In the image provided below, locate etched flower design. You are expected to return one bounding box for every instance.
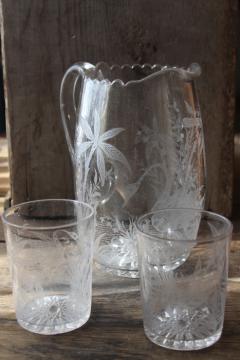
[113,217,136,241]
[20,295,79,330]
[97,217,138,269]
[152,305,219,345]
[77,112,131,187]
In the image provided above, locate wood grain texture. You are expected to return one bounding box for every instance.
[0,219,240,360]
[0,0,237,214]
[0,289,239,360]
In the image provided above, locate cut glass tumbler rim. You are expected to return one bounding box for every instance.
[2,198,94,231]
[136,208,233,244]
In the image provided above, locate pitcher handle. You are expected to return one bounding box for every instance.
[60,62,95,164]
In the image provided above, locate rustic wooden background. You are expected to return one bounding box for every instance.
[0,0,237,216]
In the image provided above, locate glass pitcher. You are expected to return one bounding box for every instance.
[60,62,206,278]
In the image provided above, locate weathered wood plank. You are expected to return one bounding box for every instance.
[0,0,237,216]
[0,286,240,360]
[229,240,240,279]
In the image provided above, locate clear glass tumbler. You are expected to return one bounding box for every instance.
[136,209,232,351]
[2,199,95,335]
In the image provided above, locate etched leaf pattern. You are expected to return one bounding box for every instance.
[97,97,204,272]
[11,229,92,330]
[73,78,205,274]
[76,111,131,199]
[101,143,131,173]
[95,216,138,271]
[122,97,205,213]
[101,127,126,142]
[138,101,204,211]
[140,239,227,346]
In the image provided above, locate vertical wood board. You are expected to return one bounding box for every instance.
[0,0,237,216]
